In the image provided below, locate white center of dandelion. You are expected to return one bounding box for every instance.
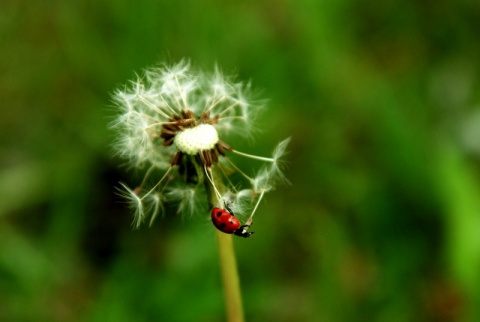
[174,124,219,155]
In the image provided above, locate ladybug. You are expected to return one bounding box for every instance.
[211,205,254,238]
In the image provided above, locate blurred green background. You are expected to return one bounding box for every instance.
[1,0,480,321]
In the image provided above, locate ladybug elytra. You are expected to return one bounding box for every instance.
[211,205,254,238]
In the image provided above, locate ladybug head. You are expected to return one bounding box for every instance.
[233,225,254,238]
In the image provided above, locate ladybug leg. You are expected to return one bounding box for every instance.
[233,225,254,238]
[224,201,235,216]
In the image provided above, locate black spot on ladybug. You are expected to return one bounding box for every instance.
[218,223,226,229]
[215,211,222,217]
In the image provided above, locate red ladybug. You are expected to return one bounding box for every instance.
[211,206,254,238]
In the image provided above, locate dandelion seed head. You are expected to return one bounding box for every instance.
[112,60,289,227]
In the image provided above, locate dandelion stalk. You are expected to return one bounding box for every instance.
[215,231,244,322]
[206,166,245,322]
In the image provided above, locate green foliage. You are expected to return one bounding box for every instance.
[1,0,480,321]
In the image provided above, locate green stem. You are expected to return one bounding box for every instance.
[215,231,245,322]
[205,165,245,322]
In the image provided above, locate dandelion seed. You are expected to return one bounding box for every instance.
[116,183,145,228]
